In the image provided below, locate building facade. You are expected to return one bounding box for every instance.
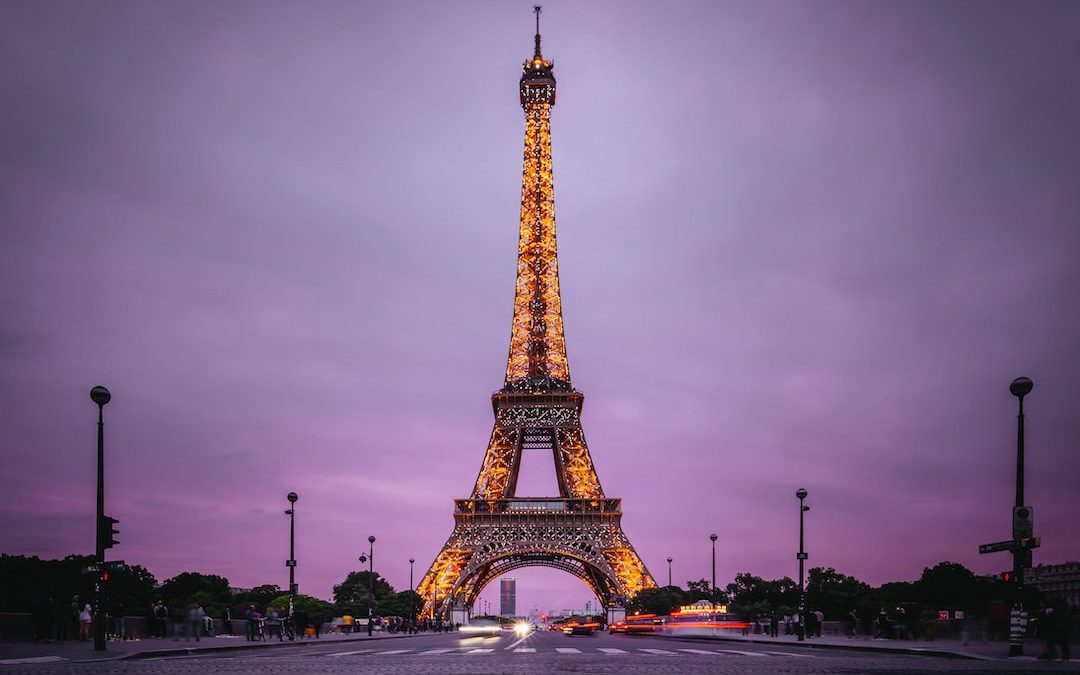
[500,577,516,617]
[1028,561,1080,613]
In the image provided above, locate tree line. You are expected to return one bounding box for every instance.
[0,554,420,622]
[627,561,1026,621]
[3,554,1025,624]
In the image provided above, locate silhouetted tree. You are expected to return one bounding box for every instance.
[805,567,871,620]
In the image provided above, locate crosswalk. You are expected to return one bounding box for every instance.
[320,645,814,659]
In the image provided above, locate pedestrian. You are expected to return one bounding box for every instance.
[78,601,93,641]
[186,603,205,641]
[846,607,858,637]
[152,600,168,638]
[245,604,260,641]
[814,609,824,637]
[223,606,234,635]
[770,611,779,637]
[1052,602,1071,661]
[876,607,891,639]
[294,607,310,639]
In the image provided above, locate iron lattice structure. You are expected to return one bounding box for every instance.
[417,8,656,620]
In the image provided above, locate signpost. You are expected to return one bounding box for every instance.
[978,539,1040,555]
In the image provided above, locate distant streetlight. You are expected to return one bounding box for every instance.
[367,535,376,636]
[90,385,112,652]
[796,488,809,642]
[710,534,718,602]
[285,492,298,636]
[666,557,673,587]
[1008,376,1034,657]
[408,557,415,633]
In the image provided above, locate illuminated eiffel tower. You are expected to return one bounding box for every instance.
[417,6,656,622]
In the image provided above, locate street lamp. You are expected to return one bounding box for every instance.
[710,534,718,603]
[796,488,809,642]
[1008,376,1034,656]
[367,535,375,636]
[409,557,415,633]
[89,386,113,652]
[666,557,673,588]
[285,492,298,632]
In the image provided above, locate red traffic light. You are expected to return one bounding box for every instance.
[1002,571,1012,582]
[103,572,109,582]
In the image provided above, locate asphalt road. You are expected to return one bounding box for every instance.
[2,629,1074,674]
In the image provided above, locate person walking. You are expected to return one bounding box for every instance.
[78,601,92,641]
[186,603,205,641]
[152,600,168,638]
[245,604,260,641]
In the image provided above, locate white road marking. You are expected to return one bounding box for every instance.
[556,647,582,653]
[679,648,721,654]
[639,648,678,655]
[597,647,630,654]
[717,649,768,656]
[418,648,457,654]
[465,648,494,654]
[373,649,413,655]
[763,650,814,657]
[513,647,536,652]
[325,649,374,657]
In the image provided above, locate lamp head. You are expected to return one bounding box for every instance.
[710,533,717,542]
[796,488,808,500]
[358,554,367,564]
[287,492,298,503]
[369,535,376,544]
[1009,376,1033,399]
[90,386,111,406]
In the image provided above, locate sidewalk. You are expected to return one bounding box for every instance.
[642,629,1068,662]
[0,631,419,665]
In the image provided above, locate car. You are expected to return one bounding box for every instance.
[562,621,597,636]
[459,618,502,636]
[608,620,627,634]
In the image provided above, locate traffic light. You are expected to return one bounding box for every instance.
[99,515,119,549]
[1002,571,1012,582]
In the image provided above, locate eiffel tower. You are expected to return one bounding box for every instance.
[417,6,656,622]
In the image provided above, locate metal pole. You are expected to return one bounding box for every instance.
[409,558,415,633]
[286,492,297,632]
[710,534,717,602]
[666,557,673,587]
[796,488,808,642]
[1008,376,1033,657]
[367,536,375,636]
[90,386,111,652]
[94,403,105,651]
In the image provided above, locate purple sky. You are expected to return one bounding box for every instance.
[3,1,1079,615]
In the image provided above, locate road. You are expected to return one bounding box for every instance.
[2,628,1071,674]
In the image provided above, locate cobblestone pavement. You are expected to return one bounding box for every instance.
[1,631,1076,674]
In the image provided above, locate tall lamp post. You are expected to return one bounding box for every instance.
[367,535,375,636]
[666,557,673,588]
[796,488,809,641]
[710,534,718,604]
[90,386,112,652]
[1009,376,1034,656]
[408,558,415,633]
[285,492,298,629]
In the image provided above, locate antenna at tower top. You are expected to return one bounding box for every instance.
[533,5,543,59]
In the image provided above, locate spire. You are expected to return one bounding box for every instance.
[533,5,543,59]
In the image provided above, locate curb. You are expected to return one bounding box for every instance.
[633,632,996,660]
[71,633,419,663]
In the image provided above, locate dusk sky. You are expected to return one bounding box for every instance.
[3,1,1079,615]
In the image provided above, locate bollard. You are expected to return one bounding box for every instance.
[1008,606,1027,656]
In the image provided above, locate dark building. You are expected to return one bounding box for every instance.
[500,577,516,617]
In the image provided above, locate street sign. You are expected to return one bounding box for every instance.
[104,560,126,570]
[796,552,808,560]
[82,564,102,574]
[979,538,1040,554]
[286,560,297,567]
